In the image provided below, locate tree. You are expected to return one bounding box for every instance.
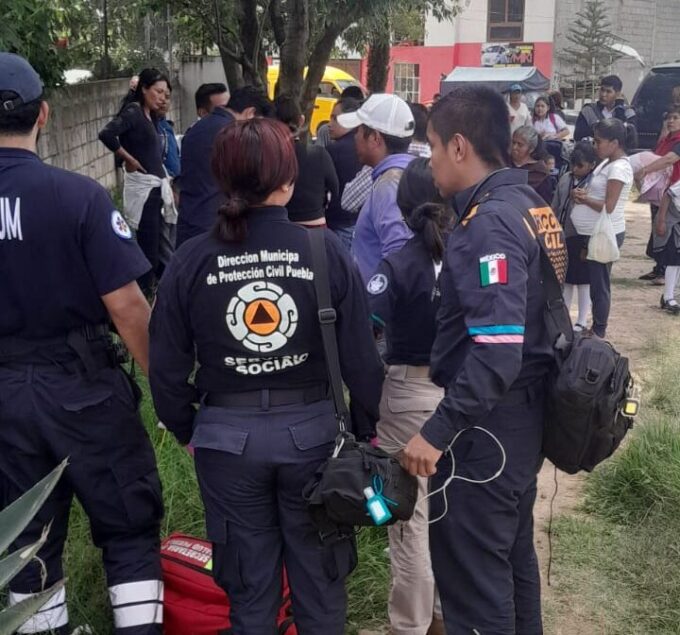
[0,0,67,87]
[559,0,624,99]
[165,0,460,123]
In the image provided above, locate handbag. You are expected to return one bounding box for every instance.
[587,210,620,263]
[302,229,418,529]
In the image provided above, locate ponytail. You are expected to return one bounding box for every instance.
[406,203,451,263]
[214,196,249,243]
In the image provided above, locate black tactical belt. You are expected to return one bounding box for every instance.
[205,384,329,409]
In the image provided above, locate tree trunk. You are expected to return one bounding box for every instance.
[237,0,267,89]
[219,44,244,90]
[367,16,391,94]
[300,23,344,130]
[278,0,310,100]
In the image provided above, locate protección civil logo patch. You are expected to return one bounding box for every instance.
[226,281,298,353]
[111,210,132,240]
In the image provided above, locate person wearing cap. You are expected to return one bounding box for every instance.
[507,84,531,134]
[337,94,416,282]
[0,53,163,634]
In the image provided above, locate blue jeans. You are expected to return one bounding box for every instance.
[331,226,354,252]
[588,231,625,337]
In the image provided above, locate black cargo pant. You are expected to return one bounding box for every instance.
[429,384,545,635]
[193,398,356,635]
[0,362,163,635]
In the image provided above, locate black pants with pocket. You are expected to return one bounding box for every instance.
[136,187,163,295]
[0,362,163,635]
[193,398,356,635]
[429,384,545,635]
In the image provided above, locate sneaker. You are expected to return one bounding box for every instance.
[573,323,587,333]
[651,275,666,286]
[639,270,658,280]
[660,296,680,315]
[71,627,93,635]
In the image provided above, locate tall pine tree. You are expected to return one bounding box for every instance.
[559,0,623,99]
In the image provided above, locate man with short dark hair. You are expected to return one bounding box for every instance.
[0,53,163,635]
[401,85,566,634]
[575,74,637,140]
[337,93,415,282]
[177,86,275,245]
[194,82,229,119]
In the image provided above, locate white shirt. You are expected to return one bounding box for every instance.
[532,114,567,137]
[508,101,531,133]
[571,158,633,236]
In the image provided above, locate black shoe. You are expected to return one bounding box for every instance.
[660,296,680,315]
[639,270,658,280]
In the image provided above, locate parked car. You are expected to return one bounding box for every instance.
[267,65,364,136]
[632,63,680,150]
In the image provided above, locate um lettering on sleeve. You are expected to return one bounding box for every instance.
[0,197,23,241]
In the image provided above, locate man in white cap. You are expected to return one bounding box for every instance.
[507,84,531,134]
[337,93,415,282]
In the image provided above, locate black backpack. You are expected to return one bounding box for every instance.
[523,209,638,474]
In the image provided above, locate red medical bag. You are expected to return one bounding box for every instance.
[161,533,297,635]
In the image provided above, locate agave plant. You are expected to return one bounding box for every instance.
[0,459,68,635]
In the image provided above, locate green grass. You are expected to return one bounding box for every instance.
[549,339,680,634]
[61,377,390,632]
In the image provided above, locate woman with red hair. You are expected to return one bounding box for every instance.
[148,118,383,634]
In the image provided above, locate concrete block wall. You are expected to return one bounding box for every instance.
[38,79,130,190]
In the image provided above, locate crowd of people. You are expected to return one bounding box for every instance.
[2,47,680,635]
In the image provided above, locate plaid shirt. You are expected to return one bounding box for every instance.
[340,165,373,213]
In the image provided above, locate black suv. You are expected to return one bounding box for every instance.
[632,63,680,150]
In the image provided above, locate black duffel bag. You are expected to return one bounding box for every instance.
[304,432,418,527]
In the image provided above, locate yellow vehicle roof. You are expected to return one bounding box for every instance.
[267,65,359,83]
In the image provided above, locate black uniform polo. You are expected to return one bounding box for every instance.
[367,234,442,366]
[0,148,150,339]
[149,206,384,443]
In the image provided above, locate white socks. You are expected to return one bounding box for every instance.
[564,283,591,326]
[577,285,592,326]
[664,266,680,301]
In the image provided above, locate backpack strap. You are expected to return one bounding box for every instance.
[307,229,350,431]
[520,209,574,355]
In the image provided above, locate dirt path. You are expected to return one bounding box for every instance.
[538,199,672,634]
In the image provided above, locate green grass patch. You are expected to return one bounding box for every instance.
[61,377,390,632]
[550,339,680,634]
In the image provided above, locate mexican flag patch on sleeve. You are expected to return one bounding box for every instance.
[479,254,508,286]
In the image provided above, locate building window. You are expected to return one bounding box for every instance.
[393,63,420,103]
[488,0,524,41]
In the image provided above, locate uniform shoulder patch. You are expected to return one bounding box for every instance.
[367,273,389,295]
[111,210,132,240]
[479,253,508,287]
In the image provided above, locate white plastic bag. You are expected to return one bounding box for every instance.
[587,211,620,263]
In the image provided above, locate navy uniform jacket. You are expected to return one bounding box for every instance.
[326,131,363,229]
[149,206,384,444]
[0,148,150,339]
[367,234,442,366]
[177,107,234,246]
[421,169,566,450]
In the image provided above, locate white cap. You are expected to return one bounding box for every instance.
[337,94,415,138]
